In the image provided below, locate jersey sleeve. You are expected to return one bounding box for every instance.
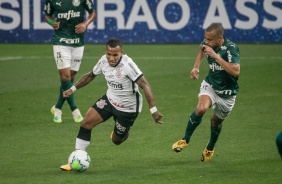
[92,56,105,76]
[83,0,95,13]
[227,44,240,64]
[125,59,143,82]
[44,0,53,16]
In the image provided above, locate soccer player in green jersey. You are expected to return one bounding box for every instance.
[276,130,282,158]
[172,23,240,162]
[44,0,96,123]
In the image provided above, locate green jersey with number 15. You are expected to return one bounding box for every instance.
[202,38,240,98]
[44,0,94,47]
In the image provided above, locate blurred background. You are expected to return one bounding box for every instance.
[0,0,281,44]
[0,1,282,183]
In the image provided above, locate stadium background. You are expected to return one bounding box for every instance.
[1,1,282,183]
[0,0,281,44]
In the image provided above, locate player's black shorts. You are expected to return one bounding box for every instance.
[92,94,139,138]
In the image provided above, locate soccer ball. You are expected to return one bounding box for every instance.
[68,150,91,172]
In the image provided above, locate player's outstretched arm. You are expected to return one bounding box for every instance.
[190,45,205,80]
[136,76,163,124]
[63,71,96,98]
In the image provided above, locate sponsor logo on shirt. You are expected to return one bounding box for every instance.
[58,10,81,20]
[214,89,232,95]
[108,81,123,90]
[209,63,224,72]
[59,38,80,44]
[109,98,124,108]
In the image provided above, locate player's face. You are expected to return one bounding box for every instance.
[204,31,223,50]
[106,45,123,67]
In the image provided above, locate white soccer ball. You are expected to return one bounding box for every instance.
[68,150,91,172]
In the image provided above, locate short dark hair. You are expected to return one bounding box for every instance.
[106,38,122,49]
[206,23,224,37]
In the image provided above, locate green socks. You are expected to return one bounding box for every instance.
[183,111,223,150]
[55,84,66,110]
[207,124,223,150]
[55,80,77,111]
[183,111,203,142]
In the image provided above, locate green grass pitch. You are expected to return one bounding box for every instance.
[0,43,281,184]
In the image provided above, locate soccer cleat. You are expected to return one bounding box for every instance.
[51,105,62,123]
[60,163,72,171]
[201,147,215,162]
[51,105,55,114]
[72,108,83,123]
[172,139,188,153]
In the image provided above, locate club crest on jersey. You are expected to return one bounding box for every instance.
[96,99,107,109]
[116,68,122,78]
[72,0,80,7]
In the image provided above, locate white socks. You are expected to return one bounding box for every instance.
[75,138,90,151]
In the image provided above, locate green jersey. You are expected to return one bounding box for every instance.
[44,0,94,47]
[202,38,240,98]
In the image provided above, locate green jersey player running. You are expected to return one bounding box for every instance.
[44,0,96,123]
[172,23,240,162]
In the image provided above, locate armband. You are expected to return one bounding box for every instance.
[70,86,77,92]
[150,106,157,114]
[47,19,54,26]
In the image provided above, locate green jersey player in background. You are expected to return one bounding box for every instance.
[276,130,282,158]
[172,23,240,162]
[44,0,96,123]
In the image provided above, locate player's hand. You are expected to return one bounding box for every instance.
[190,68,199,79]
[52,18,60,30]
[75,23,87,34]
[202,45,217,59]
[152,111,163,124]
[63,89,73,98]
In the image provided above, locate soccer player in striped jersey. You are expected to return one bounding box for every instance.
[44,0,96,123]
[172,23,240,162]
[60,38,163,171]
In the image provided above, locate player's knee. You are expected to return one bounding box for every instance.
[81,121,94,130]
[70,70,77,80]
[111,132,128,145]
[112,139,123,145]
[210,115,223,127]
[195,106,208,116]
[59,71,71,81]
